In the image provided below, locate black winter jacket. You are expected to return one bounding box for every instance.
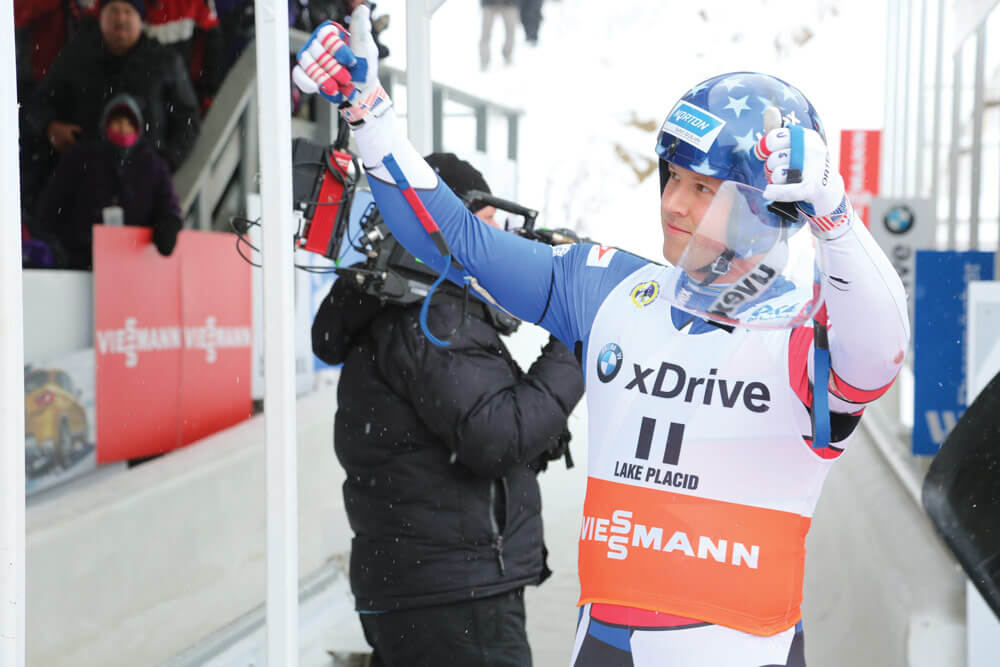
[24,22,200,170]
[313,278,585,611]
[34,138,181,269]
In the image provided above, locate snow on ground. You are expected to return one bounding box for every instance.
[375,0,886,258]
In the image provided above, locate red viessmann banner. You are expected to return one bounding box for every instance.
[93,227,252,463]
[839,129,881,228]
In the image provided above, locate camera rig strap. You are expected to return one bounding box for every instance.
[381,152,461,348]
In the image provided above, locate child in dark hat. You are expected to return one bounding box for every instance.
[34,94,181,269]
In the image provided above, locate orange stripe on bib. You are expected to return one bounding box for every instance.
[577,477,810,636]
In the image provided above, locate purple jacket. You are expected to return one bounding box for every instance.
[35,138,182,270]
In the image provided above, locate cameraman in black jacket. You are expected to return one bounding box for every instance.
[312,153,585,666]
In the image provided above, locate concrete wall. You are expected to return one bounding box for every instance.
[26,385,347,666]
[23,270,93,364]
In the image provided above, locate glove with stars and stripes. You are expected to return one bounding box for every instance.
[755,124,853,241]
[292,4,391,126]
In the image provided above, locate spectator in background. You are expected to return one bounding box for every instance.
[35,95,181,270]
[518,0,542,45]
[480,0,519,70]
[215,0,254,70]
[143,0,225,114]
[23,0,201,174]
[14,0,98,99]
[14,0,98,215]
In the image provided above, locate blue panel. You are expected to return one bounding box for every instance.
[912,250,995,455]
[587,619,632,652]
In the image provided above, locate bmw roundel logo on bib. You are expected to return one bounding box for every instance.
[597,343,624,383]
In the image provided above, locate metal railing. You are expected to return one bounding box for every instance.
[173,43,258,231]
[174,31,524,231]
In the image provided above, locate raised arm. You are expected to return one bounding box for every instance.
[761,125,909,422]
[291,7,647,351]
[355,111,557,325]
[806,215,909,414]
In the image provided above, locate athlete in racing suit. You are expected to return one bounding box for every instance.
[292,8,909,666]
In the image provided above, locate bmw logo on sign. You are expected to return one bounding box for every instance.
[884,205,915,235]
[596,343,624,383]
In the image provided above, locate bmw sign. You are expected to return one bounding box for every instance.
[883,205,915,235]
[870,197,936,330]
[597,343,623,383]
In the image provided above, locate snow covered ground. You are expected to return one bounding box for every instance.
[376,0,887,258]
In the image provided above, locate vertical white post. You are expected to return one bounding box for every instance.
[900,0,912,196]
[948,51,962,249]
[969,25,985,250]
[914,0,928,197]
[894,0,909,195]
[0,0,26,665]
[882,0,897,197]
[930,0,946,227]
[406,0,447,153]
[253,1,299,664]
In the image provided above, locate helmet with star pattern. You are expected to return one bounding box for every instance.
[655,72,825,195]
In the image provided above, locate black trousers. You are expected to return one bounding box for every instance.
[359,588,531,667]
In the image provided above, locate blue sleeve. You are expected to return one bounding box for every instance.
[367,175,648,350]
[541,242,647,361]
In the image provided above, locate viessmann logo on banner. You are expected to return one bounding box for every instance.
[94,227,252,463]
[96,317,251,367]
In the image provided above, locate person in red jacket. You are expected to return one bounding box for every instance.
[14,0,98,94]
[143,0,224,113]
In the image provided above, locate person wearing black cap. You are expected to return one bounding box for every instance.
[22,0,200,184]
[425,152,500,227]
[34,94,181,270]
[312,153,585,666]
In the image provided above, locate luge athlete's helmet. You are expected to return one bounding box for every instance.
[656,72,825,195]
[653,72,829,330]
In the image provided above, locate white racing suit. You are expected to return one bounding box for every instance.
[350,110,910,665]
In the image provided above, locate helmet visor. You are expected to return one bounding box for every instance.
[661,181,825,330]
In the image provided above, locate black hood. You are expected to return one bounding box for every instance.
[312,275,384,367]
